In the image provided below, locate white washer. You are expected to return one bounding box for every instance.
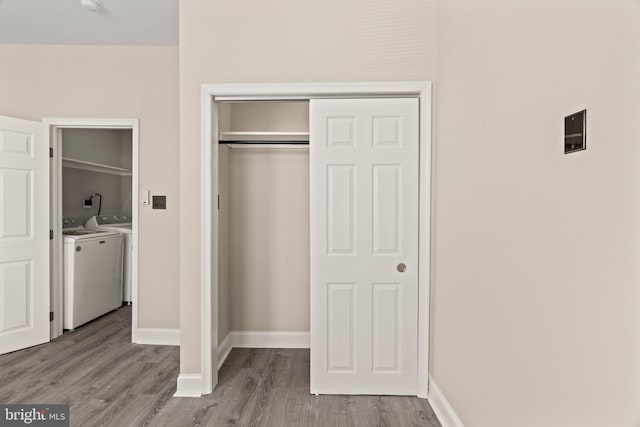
[63,218,124,330]
[85,214,133,304]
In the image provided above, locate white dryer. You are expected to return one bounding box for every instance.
[63,218,124,330]
[85,214,133,304]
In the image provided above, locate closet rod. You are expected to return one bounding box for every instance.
[220,141,309,149]
[218,141,308,145]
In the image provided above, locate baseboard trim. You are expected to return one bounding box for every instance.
[217,333,232,369]
[174,374,202,397]
[135,328,180,346]
[230,331,310,348]
[428,377,464,427]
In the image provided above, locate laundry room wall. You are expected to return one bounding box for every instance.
[0,44,180,331]
[61,128,132,224]
[178,0,436,375]
[62,168,122,224]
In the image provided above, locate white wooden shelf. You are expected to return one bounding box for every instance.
[218,131,309,142]
[62,157,132,176]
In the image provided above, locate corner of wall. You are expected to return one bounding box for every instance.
[428,376,465,427]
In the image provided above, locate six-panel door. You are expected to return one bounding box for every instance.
[0,116,49,355]
[310,98,419,395]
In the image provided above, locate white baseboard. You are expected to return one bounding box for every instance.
[230,331,310,348]
[428,376,464,427]
[217,333,232,369]
[135,328,180,346]
[174,374,203,397]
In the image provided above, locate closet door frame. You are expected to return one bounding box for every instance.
[199,82,432,398]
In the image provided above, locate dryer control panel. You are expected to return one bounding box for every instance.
[62,218,81,229]
[85,214,131,228]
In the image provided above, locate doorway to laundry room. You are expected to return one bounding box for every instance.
[47,119,139,342]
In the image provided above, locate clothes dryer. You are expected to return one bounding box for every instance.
[85,214,133,303]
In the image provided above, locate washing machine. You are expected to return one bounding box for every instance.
[63,218,124,330]
[85,214,133,304]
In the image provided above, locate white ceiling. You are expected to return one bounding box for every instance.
[0,0,178,45]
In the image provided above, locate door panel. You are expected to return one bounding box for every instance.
[0,116,49,355]
[310,98,419,395]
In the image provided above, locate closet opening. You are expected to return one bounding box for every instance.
[198,83,432,399]
[215,100,311,366]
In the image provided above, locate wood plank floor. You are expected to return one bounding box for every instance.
[0,307,441,427]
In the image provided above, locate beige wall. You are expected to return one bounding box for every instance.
[180,3,640,426]
[433,1,640,426]
[227,148,309,332]
[0,44,180,330]
[179,0,436,373]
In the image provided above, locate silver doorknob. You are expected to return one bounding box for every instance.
[397,263,406,273]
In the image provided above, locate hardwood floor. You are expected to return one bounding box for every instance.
[0,307,441,427]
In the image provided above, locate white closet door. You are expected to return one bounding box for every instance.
[0,116,49,355]
[310,98,419,395]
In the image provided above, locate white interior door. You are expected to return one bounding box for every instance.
[0,116,49,355]
[310,98,420,395]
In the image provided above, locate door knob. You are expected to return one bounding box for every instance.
[397,263,406,273]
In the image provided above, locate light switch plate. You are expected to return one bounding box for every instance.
[565,109,586,154]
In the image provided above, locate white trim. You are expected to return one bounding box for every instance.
[49,127,63,339]
[217,333,232,370]
[200,95,217,395]
[174,374,203,398]
[205,82,428,99]
[230,331,310,349]
[417,82,432,398]
[44,118,140,344]
[135,328,180,346]
[199,82,432,398]
[428,377,465,427]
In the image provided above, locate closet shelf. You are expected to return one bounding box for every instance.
[218,131,309,142]
[62,157,132,176]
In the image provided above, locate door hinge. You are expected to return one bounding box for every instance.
[218,194,220,210]
[50,312,54,322]
[49,147,54,158]
[50,230,53,240]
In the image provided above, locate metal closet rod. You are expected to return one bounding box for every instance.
[218,141,309,145]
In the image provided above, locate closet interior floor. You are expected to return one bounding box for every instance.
[0,306,441,427]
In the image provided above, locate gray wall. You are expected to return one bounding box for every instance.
[62,168,124,224]
[62,128,132,224]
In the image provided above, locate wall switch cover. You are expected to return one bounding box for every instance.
[152,195,166,209]
[142,190,150,205]
[565,109,586,154]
